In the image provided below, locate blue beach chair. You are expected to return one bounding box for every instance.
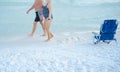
[92,19,118,44]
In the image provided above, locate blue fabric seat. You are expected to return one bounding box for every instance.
[92,19,118,44]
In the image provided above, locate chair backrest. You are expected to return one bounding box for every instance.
[100,19,118,34]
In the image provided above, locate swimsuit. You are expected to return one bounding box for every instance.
[34,11,43,23]
[42,5,53,19]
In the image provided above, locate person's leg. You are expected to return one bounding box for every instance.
[44,19,53,42]
[47,19,53,37]
[39,15,47,36]
[28,22,38,37]
[40,22,47,36]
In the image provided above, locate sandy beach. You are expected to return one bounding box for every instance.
[0,0,120,72]
[0,31,120,72]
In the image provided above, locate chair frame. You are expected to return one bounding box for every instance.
[92,19,118,44]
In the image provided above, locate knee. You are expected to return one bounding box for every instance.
[40,15,43,19]
[33,22,37,25]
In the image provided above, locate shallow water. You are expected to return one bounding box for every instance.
[0,1,120,38]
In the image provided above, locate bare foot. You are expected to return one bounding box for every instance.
[51,34,54,38]
[28,33,33,37]
[45,39,50,42]
[41,34,46,36]
[45,34,54,42]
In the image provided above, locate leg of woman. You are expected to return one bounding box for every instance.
[44,19,53,42]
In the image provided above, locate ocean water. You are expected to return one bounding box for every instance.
[0,1,120,38]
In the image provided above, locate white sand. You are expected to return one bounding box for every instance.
[0,31,120,72]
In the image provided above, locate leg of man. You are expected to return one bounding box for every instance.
[28,22,38,37]
[39,15,47,36]
[40,22,47,36]
[38,11,47,36]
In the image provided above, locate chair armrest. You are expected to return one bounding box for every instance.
[92,32,99,36]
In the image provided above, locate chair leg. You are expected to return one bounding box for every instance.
[104,39,117,44]
[94,40,100,44]
[114,39,117,42]
[103,40,111,44]
[114,39,117,44]
[106,41,110,44]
